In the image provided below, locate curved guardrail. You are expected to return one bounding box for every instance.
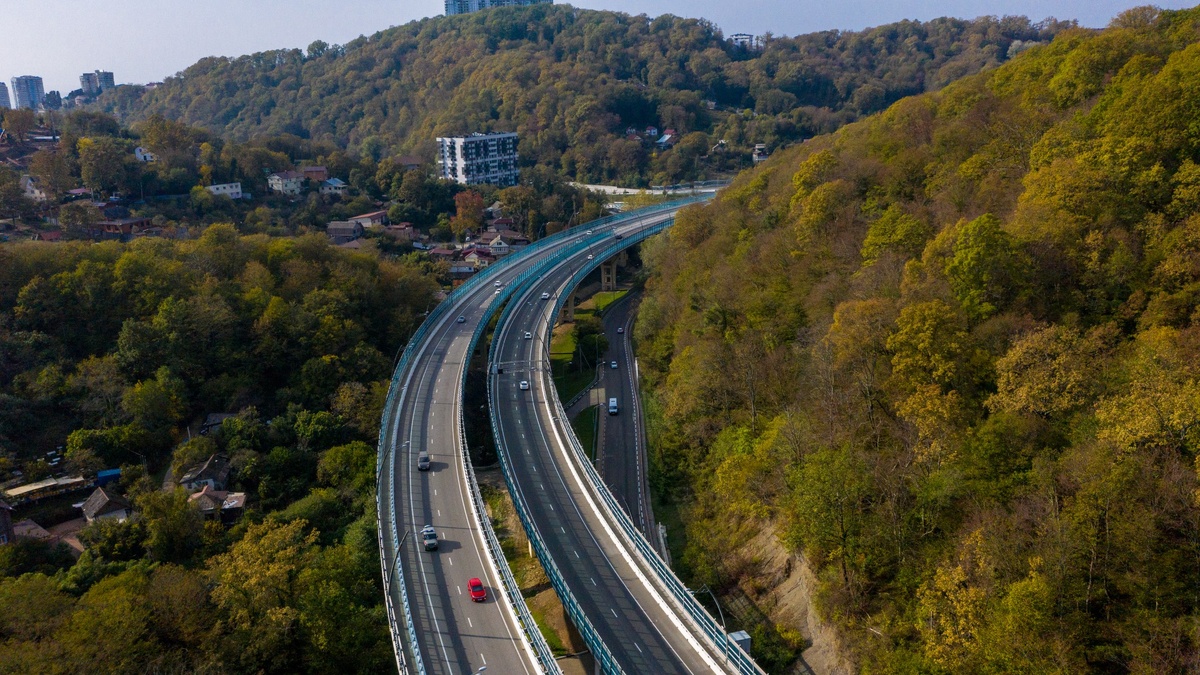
[543,225,765,675]
[376,197,708,674]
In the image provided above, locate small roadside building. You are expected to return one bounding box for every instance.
[81,487,134,524]
[179,454,231,493]
[188,485,247,523]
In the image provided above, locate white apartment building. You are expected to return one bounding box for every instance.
[445,0,550,15]
[268,171,305,195]
[437,132,519,187]
[206,183,243,199]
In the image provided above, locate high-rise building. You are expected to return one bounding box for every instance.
[0,83,10,110]
[437,132,520,187]
[80,70,115,96]
[80,72,99,95]
[10,76,45,110]
[445,0,550,16]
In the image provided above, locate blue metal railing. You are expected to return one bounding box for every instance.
[376,196,708,674]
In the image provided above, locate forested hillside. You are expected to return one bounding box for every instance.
[99,5,1069,186]
[0,231,437,672]
[637,6,1200,671]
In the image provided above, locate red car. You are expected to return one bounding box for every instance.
[467,577,487,602]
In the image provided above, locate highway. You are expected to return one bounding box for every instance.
[378,195,759,675]
[489,215,738,673]
[380,257,546,675]
[592,294,656,541]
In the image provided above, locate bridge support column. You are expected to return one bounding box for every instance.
[600,260,617,291]
[558,288,576,323]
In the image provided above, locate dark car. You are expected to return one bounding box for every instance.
[417,451,430,471]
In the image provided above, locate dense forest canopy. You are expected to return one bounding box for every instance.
[98,5,1071,186]
[0,231,437,672]
[638,5,1200,672]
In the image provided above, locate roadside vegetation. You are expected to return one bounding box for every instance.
[638,7,1200,671]
[0,228,437,672]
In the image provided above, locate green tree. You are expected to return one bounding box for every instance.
[78,136,134,194]
[138,488,204,564]
[1,108,36,142]
[787,445,872,592]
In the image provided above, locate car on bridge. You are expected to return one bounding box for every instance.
[524,331,532,339]
[540,292,550,300]
[611,360,618,369]
[418,451,430,471]
[457,316,466,323]
[468,577,487,602]
[421,525,438,551]
[617,327,624,334]
[519,380,530,390]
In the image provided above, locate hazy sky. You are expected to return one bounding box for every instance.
[2,0,1193,94]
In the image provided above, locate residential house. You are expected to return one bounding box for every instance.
[188,485,246,523]
[300,166,328,182]
[383,223,415,241]
[645,126,658,138]
[81,487,134,523]
[326,220,365,245]
[93,217,152,242]
[395,155,423,171]
[349,210,388,227]
[462,248,496,268]
[21,176,48,201]
[205,182,243,199]
[486,235,514,257]
[267,171,305,196]
[0,500,12,545]
[320,178,348,196]
[656,133,675,149]
[449,264,476,282]
[752,144,769,163]
[179,454,231,492]
[134,146,158,163]
[428,247,457,262]
[32,230,62,242]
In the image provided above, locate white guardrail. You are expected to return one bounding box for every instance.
[377,197,709,674]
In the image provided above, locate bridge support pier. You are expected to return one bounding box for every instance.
[600,260,618,291]
[558,288,577,323]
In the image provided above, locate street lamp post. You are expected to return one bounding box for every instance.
[690,584,730,661]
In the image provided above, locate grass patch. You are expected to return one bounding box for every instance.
[550,325,596,402]
[532,609,569,656]
[592,289,628,315]
[572,406,599,462]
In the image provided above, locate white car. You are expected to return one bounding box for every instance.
[540,292,551,300]
[524,331,532,339]
[586,230,593,235]
[494,280,502,287]
[617,327,624,334]
[587,254,594,260]
[456,316,466,323]
[519,380,530,390]
[611,361,618,369]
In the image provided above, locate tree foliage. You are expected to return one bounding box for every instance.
[100,7,1070,186]
[639,7,1200,671]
